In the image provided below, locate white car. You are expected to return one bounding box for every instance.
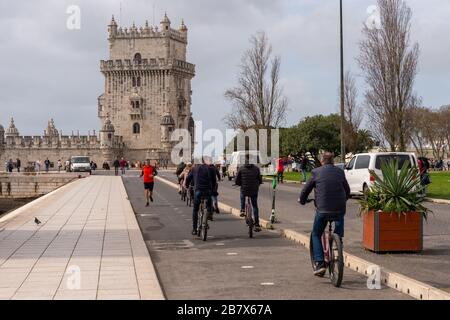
[70,156,92,174]
[227,151,263,181]
[345,152,418,196]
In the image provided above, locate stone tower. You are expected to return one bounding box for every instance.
[98,14,195,163]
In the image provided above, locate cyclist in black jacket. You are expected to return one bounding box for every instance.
[235,154,263,232]
[185,157,217,235]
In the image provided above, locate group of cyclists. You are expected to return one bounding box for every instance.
[175,155,263,236]
[141,152,349,278]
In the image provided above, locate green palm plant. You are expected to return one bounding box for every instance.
[359,159,430,220]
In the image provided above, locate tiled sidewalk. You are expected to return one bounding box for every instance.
[0,176,164,300]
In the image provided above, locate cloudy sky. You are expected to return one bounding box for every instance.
[0,0,449,136]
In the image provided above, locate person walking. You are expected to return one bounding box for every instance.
[299,152,350,276]
[276,157,285,184]
[119,158,126,175]
[44,158,50,173]
[7,159,13,173]
[57,159,62,173]
[36,160,41,173]
[16,158,21,173]
[113,158,120,176]
[300,154,309,184]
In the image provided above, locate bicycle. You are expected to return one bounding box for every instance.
[196,197,210,242]
[244,196,255,238]
[306,199,344,288]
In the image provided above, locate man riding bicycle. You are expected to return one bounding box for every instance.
[185,156,217,236]
[235,153,263,232]
[299,152,350,276]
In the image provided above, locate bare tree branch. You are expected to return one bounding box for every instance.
[224,31,288,130]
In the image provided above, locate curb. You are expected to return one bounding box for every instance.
[426,198,450,205]
[157,175,450,301]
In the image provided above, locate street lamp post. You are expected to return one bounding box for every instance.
[339,0,346,162]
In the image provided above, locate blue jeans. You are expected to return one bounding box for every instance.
[240,192,260,225]
[192,190,212,230]
[312,212,344,263]
[301,169,307,182]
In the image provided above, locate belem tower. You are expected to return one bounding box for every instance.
[0,14,195,168]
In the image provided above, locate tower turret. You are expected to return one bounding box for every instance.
[160,13,171,31]
[5,117,19,137]
[100,116,115,148]
[180,19,188,33]
[108,15,118,40]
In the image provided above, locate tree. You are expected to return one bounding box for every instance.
[342,70,363,153]
[409,106,449,160]
[358,0,420,151]
[225,31,288,130]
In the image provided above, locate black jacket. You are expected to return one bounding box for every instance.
[186,164,217,193]
[300,157,309,170]
[300,164,350,215]
[235,164,262,197]
[176,162,186,176]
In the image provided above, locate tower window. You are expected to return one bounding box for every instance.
[134,53,142,64]
[133,123,140,134]
[132,76,141,87]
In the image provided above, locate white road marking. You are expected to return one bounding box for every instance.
[241,266,254,269]
[261,282,274,286]
[216,243,225,246]
[227,253,238,256]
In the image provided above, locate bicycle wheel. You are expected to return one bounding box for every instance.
[309,233,315,271]
[329,233,344,287]
[197,207,203,237]
[201,210,208,242]
[245,198,254,238]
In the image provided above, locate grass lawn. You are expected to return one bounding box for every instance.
[264,171,450,200]
[427,172,450,200]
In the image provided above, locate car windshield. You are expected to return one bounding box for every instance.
[375,155,413,170]
[72,157,90,164]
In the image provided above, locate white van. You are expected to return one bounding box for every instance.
[227,151,262,181]
[70,156,92,174]
[345,152,418,196]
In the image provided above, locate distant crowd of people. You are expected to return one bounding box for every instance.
[3,158,99,173]
[428,158,450,171]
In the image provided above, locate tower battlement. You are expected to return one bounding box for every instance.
[108,14,188,44]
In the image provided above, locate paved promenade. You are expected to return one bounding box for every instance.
[0,176,163,300]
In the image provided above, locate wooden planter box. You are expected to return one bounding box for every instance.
[363,211,423,253]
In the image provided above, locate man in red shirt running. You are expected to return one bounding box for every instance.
[140,160,158,207]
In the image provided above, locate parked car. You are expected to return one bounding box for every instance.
[70,156,92,174]
[227,151,263,181]
[335,163,346,171]
[344,152,418,196]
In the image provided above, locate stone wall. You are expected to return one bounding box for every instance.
[0,173,81,199]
